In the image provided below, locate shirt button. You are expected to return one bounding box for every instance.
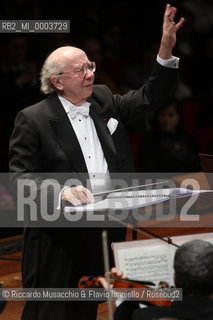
[85,137,87,140]
[89,156,91,159]
[93,175,95,178]
[79,119,81,122]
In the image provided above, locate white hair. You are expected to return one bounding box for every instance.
[40,54,61,95]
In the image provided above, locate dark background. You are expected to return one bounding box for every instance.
[0,0,213,172]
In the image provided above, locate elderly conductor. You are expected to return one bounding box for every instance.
[9,4,184,320]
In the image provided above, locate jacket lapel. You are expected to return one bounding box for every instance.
[47,96,88,176]
[88,97,117,172]
[47,94,117,175]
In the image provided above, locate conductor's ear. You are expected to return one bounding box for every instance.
[50,75,63,91]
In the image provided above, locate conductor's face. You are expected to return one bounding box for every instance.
[50,47,95,105]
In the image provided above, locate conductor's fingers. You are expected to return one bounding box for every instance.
[175,17,185,30]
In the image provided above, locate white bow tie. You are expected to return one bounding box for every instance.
[69,102,91,119]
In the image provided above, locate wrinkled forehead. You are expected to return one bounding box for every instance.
[59,49,89,69]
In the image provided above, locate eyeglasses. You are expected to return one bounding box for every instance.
[56,61,96,77]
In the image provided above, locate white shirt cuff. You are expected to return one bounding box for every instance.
[57,186,70,210]
[157,55,179,69]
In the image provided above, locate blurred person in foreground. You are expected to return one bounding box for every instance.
[9,5,184,320]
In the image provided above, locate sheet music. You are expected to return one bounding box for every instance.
[113,232,213,287]
[64,188,212,212]
[113,241,174,286]
[108,189,171,198]
[64,189,170,212]
[169,187,213,198]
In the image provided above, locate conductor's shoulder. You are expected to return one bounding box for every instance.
[17,94,59,117]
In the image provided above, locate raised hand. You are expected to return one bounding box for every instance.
[158,4,185,59]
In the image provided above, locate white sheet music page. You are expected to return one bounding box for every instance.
[169,187,213,198]
[112,232,213,287]
[113,239,174,286]
[64,189,171,212]
[63,188,212,212]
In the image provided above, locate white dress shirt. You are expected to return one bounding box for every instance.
[58,95,110,194]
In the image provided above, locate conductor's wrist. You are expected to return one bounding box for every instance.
[158,45,172,60]
[158,38,172,60]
